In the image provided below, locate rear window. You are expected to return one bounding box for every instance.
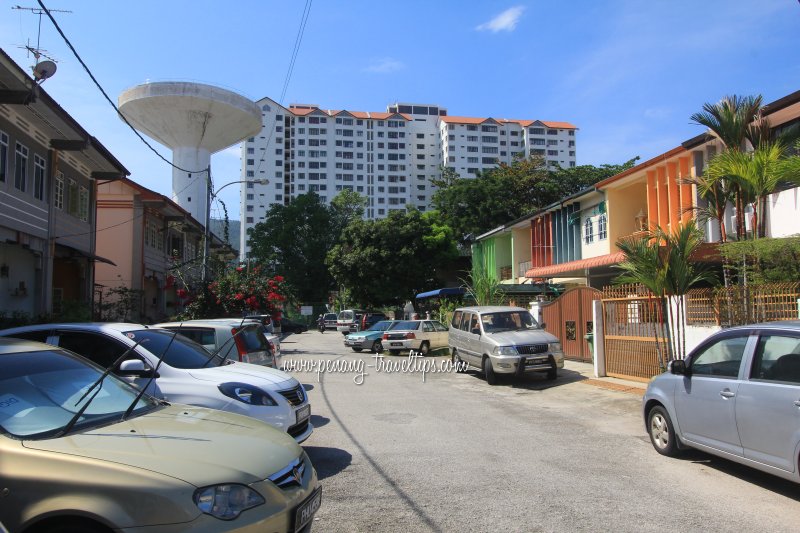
[126,329,223,369]
[235,326,270,352]
[392,321,421,331]
[338,311,354,321]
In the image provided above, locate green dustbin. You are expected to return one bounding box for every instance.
[584,332,594,359]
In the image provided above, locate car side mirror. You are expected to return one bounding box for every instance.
[670,359,688,376]
[471,327,481,336]
[118,359,158,378]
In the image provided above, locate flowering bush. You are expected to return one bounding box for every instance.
[179,265,288,320]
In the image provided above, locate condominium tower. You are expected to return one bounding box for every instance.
[239,97,577,258]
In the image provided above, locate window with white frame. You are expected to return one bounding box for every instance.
[14,142,28,192]
[584,218,594,244]
[33,154,46,201]
[0,131,7,183]
[54,172,64,209]
[68,179,79,216]
[598,214,608,240]
[78,185,89,222]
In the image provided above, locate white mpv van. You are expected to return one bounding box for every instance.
[449,306,564,385]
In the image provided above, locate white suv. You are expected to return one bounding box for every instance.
[449,306,564,385]
[0,323,312,443]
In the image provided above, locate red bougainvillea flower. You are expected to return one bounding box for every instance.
[236,267,244,272]
[234,293,245,300]
[176,288,188,299]
[273,275,284,282]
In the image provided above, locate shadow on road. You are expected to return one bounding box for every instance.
[460,366,588,391]
[677,449,800,500]
[304,446,353,481]
[310,414,330,428]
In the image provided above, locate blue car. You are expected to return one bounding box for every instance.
[344,320,397,353]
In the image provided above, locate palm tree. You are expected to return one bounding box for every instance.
[679,172,734,242]
[615,222,715,366]
[691,95,764,239]
[707,140,800,238]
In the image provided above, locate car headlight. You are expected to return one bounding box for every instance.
[218,382,277,406]
[194,484,265,520]
[493,346,518,355]
[549,342,562,353]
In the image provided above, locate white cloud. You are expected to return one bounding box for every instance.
[476,6,525,33]
[364,58,405,74]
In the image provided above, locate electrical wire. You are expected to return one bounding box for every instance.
[36,0,209,177]
[254,0,313,176]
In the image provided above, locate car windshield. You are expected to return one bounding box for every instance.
[126,329,226,369]
[391,320,420,331]
[0,349,157,439]
[367,321,395,332]
[481,312,538,333]
[325,314,337,320]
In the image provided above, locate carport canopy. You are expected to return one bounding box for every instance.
[415,287,466,299]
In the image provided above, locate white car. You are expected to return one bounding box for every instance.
[0,323,312,443]
[381,319,449,355]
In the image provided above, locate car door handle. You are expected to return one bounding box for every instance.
[719,390,736,399]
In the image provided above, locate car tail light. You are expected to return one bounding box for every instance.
[382,333,389,340]
[231,328,248,362]
[405,332,416,339]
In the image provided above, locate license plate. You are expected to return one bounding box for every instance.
[527,357,547,365]
[294,486,322,532]
[391,342,402,347]
[296,404,311,424]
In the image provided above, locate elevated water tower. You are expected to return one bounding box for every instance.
[118,82,262,226]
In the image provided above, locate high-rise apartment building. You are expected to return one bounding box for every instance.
[239,97,576,258]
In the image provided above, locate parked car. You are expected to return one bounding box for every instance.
[382,319,449,356]
[344,320,397,353]
[0,337,321,533]
[336,309,368,335]
[280,317,308,334]
[246,314,276,334]
[448,306,564,385]
[244,315,283,360]
[323,313,338,330]
[643,321,800,483]
[355,312,388,332]
[0,323,313,443]
[155,319,280,368]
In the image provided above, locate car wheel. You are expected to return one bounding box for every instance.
[546,367,557,380]
[648,405,681,457]
[452,349,465,372]
[389,349,401,356]
[483,357,497,385]
[351,347,363,352]
[419,341,430,356]
[373,341,384,354]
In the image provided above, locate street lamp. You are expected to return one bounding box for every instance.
[202,178,269,281]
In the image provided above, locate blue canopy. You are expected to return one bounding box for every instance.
[415,287,466,299]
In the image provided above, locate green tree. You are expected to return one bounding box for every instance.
[431,156,638,240]
[329,189,367,238]
[246,192,337,303]
[326,209,458,307]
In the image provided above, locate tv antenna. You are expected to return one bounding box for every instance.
[12,5,72,83]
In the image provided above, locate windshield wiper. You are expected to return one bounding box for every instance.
[202,317,249,368]
[54,339,147,438]
[121,329,182,421]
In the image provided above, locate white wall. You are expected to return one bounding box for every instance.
[767,186,800,238]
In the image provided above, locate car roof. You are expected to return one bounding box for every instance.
[720,320,800,333]
[0,322,150,336]
[155,319,261,327]
[0,336,58,355]
[455,306,528,314]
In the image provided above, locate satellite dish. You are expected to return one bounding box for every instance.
[33,60,57,82]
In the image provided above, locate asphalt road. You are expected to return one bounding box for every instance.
[282,330,800,533]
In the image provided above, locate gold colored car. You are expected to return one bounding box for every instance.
[0,338,321,533]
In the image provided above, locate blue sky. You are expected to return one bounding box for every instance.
[2,1,798,221]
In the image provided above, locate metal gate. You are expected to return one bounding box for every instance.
[601,285,666,381]
[541,286,600,362]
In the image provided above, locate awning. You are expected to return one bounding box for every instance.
[525,252,624,279]
[415,287,466,299]
[55,243,117,266]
